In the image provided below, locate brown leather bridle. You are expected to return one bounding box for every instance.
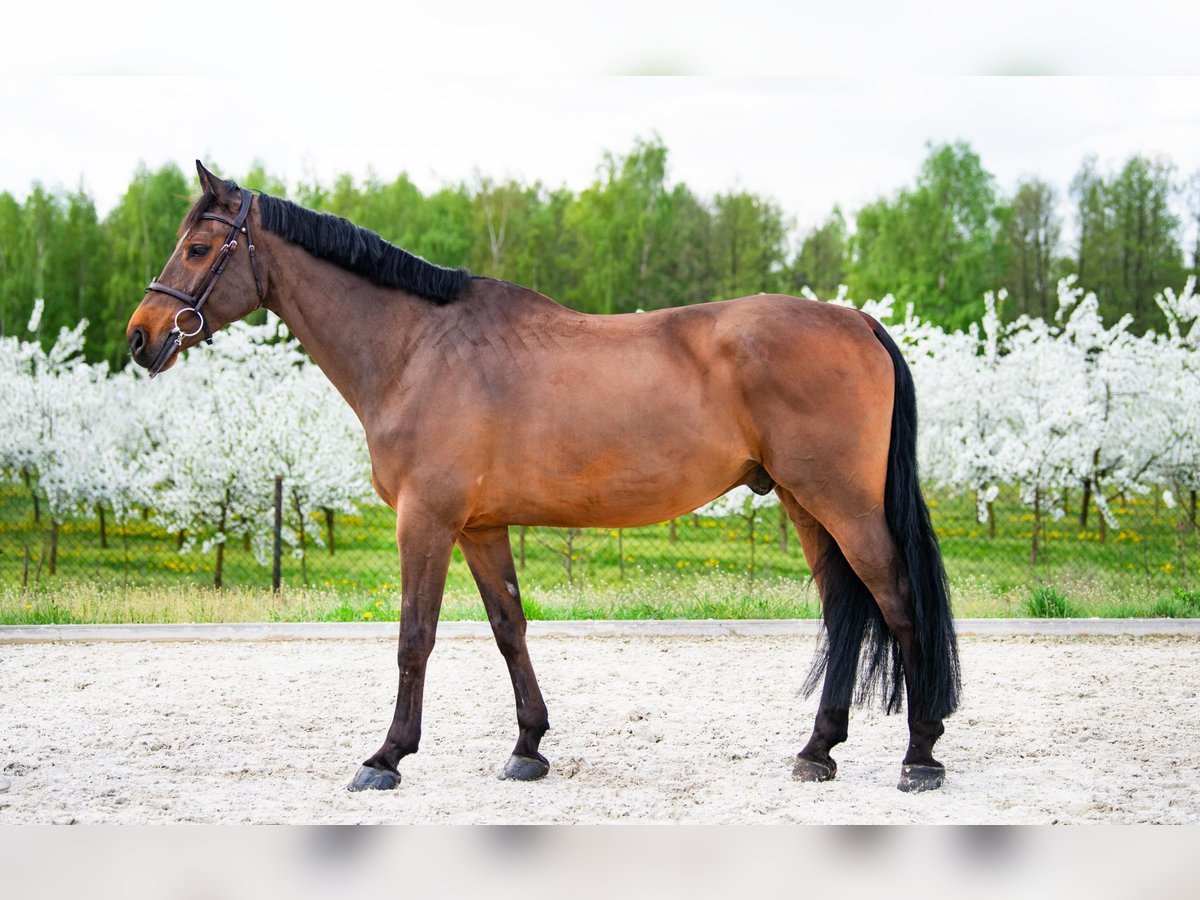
[145,187,265,377]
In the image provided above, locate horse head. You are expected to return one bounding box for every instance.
[126,161,267,375]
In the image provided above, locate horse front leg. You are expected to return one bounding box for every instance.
[349,507,456,792]
[458,526,551,780]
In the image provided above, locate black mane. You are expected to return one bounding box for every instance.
[185,183,470,303]
[256,193,471,303]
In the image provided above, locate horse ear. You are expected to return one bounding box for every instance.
[196,160,221,194]
[196,161,237,200]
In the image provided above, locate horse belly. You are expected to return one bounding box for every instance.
[481,387,751,528]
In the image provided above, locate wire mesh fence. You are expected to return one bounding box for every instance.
[2,474,1197,619]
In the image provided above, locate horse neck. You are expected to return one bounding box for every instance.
[262,238,436,421]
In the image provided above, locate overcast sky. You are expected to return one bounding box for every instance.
[6,0,1200,242]
[5,76,1199,245]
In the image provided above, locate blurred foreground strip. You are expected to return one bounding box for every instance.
[0,825,1193,900]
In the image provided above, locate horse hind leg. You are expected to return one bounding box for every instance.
[777,488,867,784]
[819,511,950,793]
[458,527,551,781]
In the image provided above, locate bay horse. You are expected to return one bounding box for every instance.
[126,163,960,794]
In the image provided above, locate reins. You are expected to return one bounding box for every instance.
[145,187,265,377]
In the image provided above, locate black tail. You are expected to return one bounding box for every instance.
[801,540,905,713]
[803,321,961,721]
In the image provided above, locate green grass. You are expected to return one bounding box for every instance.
[1,482,1197,623]
[0,572,820,625]
[1026,586,1076,618]
[0,571,1195,625]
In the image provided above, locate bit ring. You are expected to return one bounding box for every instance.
[173,306,205,338]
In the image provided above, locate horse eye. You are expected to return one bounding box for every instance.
[188,244,210,259]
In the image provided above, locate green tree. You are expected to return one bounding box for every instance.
[520,186,582,303]
[998,178,1060,320]
[790,208,847,297]
[61,187,111,349]
[471,176,541,282]
[19,185,66,339]
[850,141,1002,329]
[411,185,474,268]
[656,184,714,307]
[0,191,28,336]
[568,136,676,314]
[710,190,788,299]
[241,159,288,197]
[1186,170,1200,275]
[1071,154,1185,327]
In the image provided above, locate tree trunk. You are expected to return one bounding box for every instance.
[48,520,60,576]
[987,500,996,539]
[176,530,186,551]
[1079,478,1092,529]
[121,518,131,589]
[23,467,40,523]
[669,518,677,544]
[779,507,789,553]
[293,492,309,588]
[1030,488,1041,567]
[518,526,527,570]
[34,536,47,583]
[1191,490,1198,529]
[324,507,335,555]
[97,503,108,549]
[214,492,229,589]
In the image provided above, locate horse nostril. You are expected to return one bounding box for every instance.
[129,326,147,358]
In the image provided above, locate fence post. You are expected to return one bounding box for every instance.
[272,475,284,593]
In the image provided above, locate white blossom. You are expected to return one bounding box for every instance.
[5,277,1195,572]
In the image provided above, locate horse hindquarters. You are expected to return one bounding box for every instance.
[777,316,960,790]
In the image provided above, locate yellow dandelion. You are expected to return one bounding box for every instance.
[362,612,373,620]
[24,604,32,610]
[374,601,383,608]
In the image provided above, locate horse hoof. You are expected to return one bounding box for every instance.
[897,764,945,793]
[501,754,550,781]
[347,765,401,792]
[792,756,837,782]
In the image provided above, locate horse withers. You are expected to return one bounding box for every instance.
[126,162,960,794]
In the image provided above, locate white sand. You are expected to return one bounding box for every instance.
[1,633,1197,824]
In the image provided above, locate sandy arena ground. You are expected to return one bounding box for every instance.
[1,631,1198,824]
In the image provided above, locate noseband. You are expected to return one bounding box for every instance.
[145,187,265,377]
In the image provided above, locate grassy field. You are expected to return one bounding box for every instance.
[1,482,1197,623]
